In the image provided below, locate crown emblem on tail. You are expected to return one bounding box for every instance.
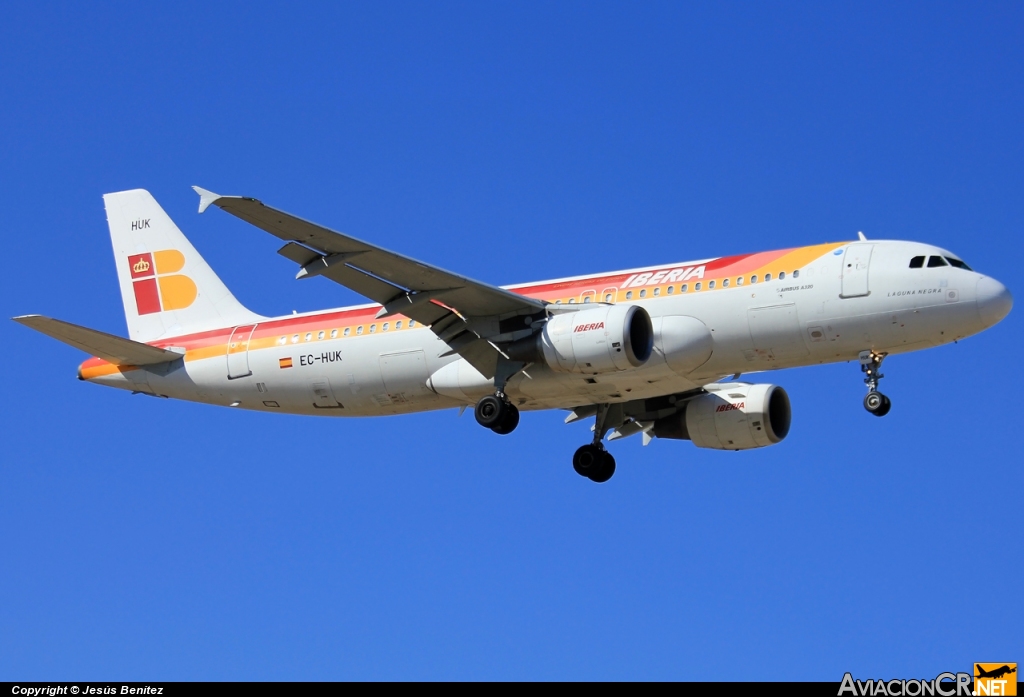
[126,250,197,314]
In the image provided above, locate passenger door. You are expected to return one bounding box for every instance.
[840,244,874,298]
[226,324,257,379]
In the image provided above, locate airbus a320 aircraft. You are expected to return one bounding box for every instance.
[15,189,1012,482]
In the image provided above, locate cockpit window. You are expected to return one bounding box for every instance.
[909,256,925,268]
[945,257,972,270]
[927,256,948,268]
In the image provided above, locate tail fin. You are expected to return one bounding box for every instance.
[104,189,262,342]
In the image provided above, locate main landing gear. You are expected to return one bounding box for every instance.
[473,359,524,435]
[474,393,520,435]
[860,350,891,417]
[571,403,618,483]
[573,444,616,483]
[475,394,617,482]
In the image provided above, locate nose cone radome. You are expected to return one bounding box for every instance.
[976,276,1013,328]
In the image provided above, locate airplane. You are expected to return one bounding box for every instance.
[976,665,1017,680]
[13,188,1013,483]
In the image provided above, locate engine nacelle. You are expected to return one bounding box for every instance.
[652,383,791,450]
[509,305,653,374]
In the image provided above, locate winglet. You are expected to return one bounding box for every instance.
[192,186,221,214]
[857,230,868,241]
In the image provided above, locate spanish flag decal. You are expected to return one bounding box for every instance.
[279,357,293,369]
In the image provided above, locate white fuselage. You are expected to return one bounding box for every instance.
[86,239,1010,416]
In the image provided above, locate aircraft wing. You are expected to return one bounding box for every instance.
[12,315,183,366]
[194,187,547,377]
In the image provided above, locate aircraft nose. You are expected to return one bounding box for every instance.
[976,276,1013,328]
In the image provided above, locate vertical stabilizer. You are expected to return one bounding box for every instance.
[104,189,262,342]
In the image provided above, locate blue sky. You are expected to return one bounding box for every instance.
[1,1,1021,680]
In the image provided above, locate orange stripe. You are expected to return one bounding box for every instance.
[78,242,847,380]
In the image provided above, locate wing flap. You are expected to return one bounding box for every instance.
[13,315,183,366]
[277,242,322,267]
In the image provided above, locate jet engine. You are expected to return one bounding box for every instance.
[508,305,653,374]
[652,383,791,450]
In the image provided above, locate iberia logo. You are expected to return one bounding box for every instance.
[127,250,197,315]
[975,664,1017,696]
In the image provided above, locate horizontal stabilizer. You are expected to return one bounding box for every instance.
[12,315,184,366]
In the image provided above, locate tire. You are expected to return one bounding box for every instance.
[572,444,603,478]
[874,394,892,417]
[863,392,885,414]
[491,403,520,435]
[589,451,616,483]
[475,395,507,428]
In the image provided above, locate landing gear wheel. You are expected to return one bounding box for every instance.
[589,451,616,483]
[863,392,891,417]
[859,351,892,417]
[572,445,616,483]
[475,395,507,429]
[491,403,520,435]
[573,444,604,478]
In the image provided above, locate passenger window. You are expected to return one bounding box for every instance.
[779,271,786,280]
[750,275,757,284]
[945,257,972,270]
[396,321,403,329]
[568,298,575,304]
[278,336,287,345]
[793,269,800,279]
[583,296,591,303]
[409,320,416,328]
[653,287,660,296]
[382,322,389,332]
[369,324,376,333]
[626,291,633,299]
[928,256,948,267]
[737,277,744,286]
[694,282,702,291]
[666,286,674,295]
[356,326,363,335]
[604,293,613,302]
[304,333,312,342]
[722,278,729,288]
[909,256,925,268]
[708,280,716,289]
[555,300,562,304]
[765,273,772,282]
[681,284,687,293]
[318,331,325,340]
[343,328,350,336]
[291,334,299,343]
[330,329,337,338]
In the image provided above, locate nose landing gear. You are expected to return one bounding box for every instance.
[860,350,891,417]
